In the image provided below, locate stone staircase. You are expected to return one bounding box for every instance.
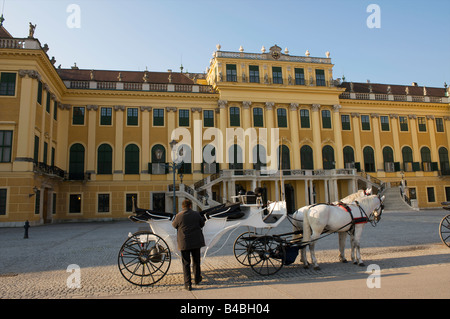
[381,186,416,212]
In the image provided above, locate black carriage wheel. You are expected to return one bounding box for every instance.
[439,214,450,248]
[233,231,259,266]
[249,236,285,276]
[118,231,171,286]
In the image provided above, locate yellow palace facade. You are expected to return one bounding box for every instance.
[1,25,449,226]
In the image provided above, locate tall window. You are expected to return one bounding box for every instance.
[72,107,85,125]
[229,144,243,172]
[33,135,39,164]
[150,144,167,175]
[177,145,192,174]
[249,65,260,83]
[179,109,190,126]
[69,143,85,180]
[361,115,370,131]
[418,117,426,132]
[0,188,6,215]
[439,147,450,175]
[383,146,395,172]
[278,145,291,173]
[226,64,237,82]
[380,116,390,131]
[253,107,263,127]
[300,145,314,170]
[97,144,112,174]
[341,114,351,130]
[43,142,48,165]
[45,91,51,113]
[125,144,140,174]
[402,146,414,172]
[277,108,287,128]
[272,67,283,84]
[203,110,214,127]
[230,107,240,126]
[322,145,335,170]
[315,69,326,86]
[421,147,432,171]
[436,118,444,132]
[322,110,331,129]
[363,146,375,172]
[69,194,82,213]
[399,116,408,131]
[127,108,138,126]
[53,101,58,121]
[343,146,355,169]
[294,68,305,85]
[98,194,110,213]
[0,130,13,163]
[0,72,16,96]
[126,194,137,212]
[153,108,164,126]
[100,107,112,125]
[37,81,43,104]
[427,187,435,202]
[300,109,310,128]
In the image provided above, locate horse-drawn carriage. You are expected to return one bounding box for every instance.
[117,190,385,286]
[440,202,450,248]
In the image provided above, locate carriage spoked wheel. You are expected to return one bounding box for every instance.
[233,231,261,266]
[249,236,285,276]
[439,215,450,248]
[118,231,171,286]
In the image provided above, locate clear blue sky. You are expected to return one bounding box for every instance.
[2,0,450,87]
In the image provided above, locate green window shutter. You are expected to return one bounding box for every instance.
[72,107,85,125]
[125,144,139,174]
[37,81,43,104]
[179,109,190,126]
[253,108,263,127]
[100,107,112,125]
[394,162,401,172]
[127,108,138,126]
[97,144,112,174]
[203,110,214,127]
[230,107,240,126]
[322,110,331,129]
[0,72,16,96]
[412,162,421,171]
[315,69,326,86]
[277,108,287,127]
[300,109,310,128]
[153,108,164,126]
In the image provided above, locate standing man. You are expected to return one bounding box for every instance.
[172,199,205,291]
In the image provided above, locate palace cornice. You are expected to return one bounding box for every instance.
[339,98,450,109]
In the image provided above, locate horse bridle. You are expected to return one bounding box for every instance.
[355,195,384,227]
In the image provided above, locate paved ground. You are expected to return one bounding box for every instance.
[0,209,449,300]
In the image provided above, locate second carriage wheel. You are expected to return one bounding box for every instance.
[439,214,450,248]
[249,236,285,276]
[233,231,260,266]
[118,231,171,286]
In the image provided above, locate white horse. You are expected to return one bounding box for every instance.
[291,189,373,268]
[299,195,384,270]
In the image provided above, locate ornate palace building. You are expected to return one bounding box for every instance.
[1,24,449,226]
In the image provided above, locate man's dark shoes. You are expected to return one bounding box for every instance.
[194,276,202,285]
[185,284,192,291]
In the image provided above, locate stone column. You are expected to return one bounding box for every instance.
[113,105,125,180]
[332,104,344,169]
[141,106,152,179]
[289,103,301,169]
[86,105,98,178]
[311,104,322,169]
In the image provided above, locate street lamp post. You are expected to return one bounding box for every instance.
[169,139,182,215]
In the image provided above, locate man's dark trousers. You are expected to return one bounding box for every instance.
[181,248,201,286]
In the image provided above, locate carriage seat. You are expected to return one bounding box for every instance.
[129,208,174,222]
[201,203,245,220]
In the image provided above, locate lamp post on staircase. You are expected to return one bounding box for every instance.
[169,139,182,215]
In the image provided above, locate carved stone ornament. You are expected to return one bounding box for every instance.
[18,69,41,80]
[86,105,98,111]
[140,106,152,112]
[289,103,299,111]
[408,114,417,119]
[265,102,274,110]
[218,100,228,108]
[191,107,202,113]
[242,101,252,109]
[311,104,321,111]
[332,104,342,112]
[389,114,399,119]
[114,105,125,111]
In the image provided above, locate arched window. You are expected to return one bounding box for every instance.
[97,144,112,174]
[363,146,375,172]
[383,146,394,172]
[402,146,413,171]
[252,144,267,171]
[439,147,450,175]
[322,145,335,170]
[125,144,139,174]
[343,146,355,169]
[229,144,243,174]
[151,144,166,175]
[278,145,291,174]
[202,144,217,174]
[421,147,432,171]
[300,145,313,170]
[176,144,192,174]
[69,143,85,180]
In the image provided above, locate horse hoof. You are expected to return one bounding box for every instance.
[303,264,309,269]
[340,259,348,263]
[358,263,365,267]
[313,266,321,271]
